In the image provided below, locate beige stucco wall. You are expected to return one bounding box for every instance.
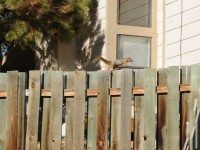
[157,0,200,68]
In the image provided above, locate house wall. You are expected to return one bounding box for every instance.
[57,0,107,71]
[157,0,200,68]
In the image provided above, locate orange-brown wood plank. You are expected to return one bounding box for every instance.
[96,71,109,150]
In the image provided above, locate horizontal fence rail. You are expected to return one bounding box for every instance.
[0,84,191,97]
[0,66,200,150]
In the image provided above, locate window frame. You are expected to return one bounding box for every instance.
[106,0,157,68]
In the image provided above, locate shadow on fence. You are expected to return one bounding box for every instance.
[0,66,200,150]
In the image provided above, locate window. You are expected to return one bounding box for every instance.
[117,35,151,67]
[106,0,157,68]
[118,0,151,27]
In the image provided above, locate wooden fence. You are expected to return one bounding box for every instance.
[0,66,200,150]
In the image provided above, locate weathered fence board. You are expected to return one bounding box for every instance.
[157,67,180,150]
[74,71,86,149]
[25,71,41,150]
[5,71,19,150]
[87,72,98,150]
[157,68,167,150]
[144,68,156,150]
[41,71,51,150]
[181,66,191,149]
[0,73,6,150]
[120,69,132,149]
[189,65,200,150]
[96,71,109,150]
[65,72,75,150]
[134,69,145,150]
[48,71,63,150]
[167,66,180,150]
[110,70,122,149]
[17,73,26,150]
[0,67,199,150]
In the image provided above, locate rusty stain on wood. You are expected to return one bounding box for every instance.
[96,71,109,150]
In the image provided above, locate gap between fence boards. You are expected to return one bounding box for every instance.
[0,84,190,98]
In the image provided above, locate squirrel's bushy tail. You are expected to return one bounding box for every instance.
[92,56,112,65]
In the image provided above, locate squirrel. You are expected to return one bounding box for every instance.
[92,56,133,69]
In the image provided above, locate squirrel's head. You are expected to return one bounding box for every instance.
[127,57,133,62]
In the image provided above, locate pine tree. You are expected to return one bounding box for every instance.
[0,0,91,70]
